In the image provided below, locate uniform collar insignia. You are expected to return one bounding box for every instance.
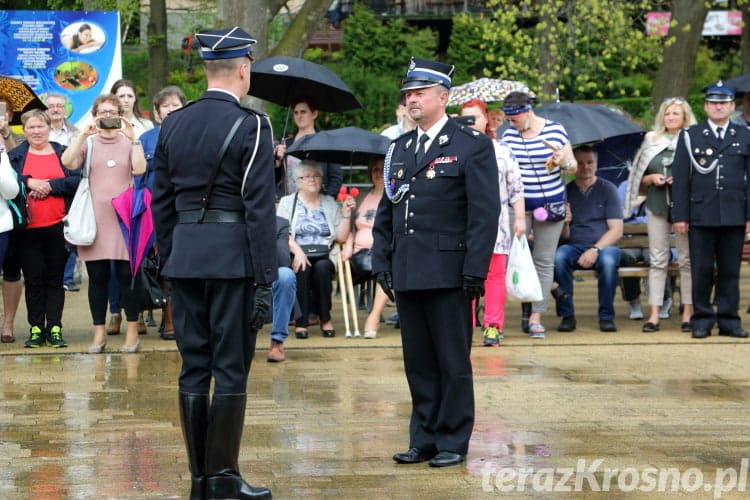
[730,127,737,136]
[405,138,413,149]
[438,134,448,145]
[702,128,710,136]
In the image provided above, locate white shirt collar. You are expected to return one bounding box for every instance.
[416,114,449,150]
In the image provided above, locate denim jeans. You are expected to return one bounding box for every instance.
[63,247,77,285]
[271,267,296,343]
[554,244,621,321]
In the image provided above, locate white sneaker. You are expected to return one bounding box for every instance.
[364,330,377,339]
[659,297,673,320]
[628,300,644,320]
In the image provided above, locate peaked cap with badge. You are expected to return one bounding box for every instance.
[195,26,257,60]
[702,79,735,102]
[400,57,455,91]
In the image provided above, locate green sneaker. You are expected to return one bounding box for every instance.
[46,326,67,348]
[482,325,503,346]
[24,326,45,348]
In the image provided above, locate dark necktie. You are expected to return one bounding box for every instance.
[415,134,429,165]
[716,127,723,140]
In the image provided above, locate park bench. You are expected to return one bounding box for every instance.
[572,223,679,280]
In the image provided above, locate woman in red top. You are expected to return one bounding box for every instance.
[8,109,80,348]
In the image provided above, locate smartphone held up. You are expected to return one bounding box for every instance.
[98,117,121,129]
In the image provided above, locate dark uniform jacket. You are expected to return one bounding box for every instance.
[372,117,500,291]
[152,90,277,284]
[672,120,750,227]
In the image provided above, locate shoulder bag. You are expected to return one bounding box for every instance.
[63,136,96,245]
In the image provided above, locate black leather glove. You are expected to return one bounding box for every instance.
[463,275,485,301]
[250,283,272,331]
[375,271,395,302]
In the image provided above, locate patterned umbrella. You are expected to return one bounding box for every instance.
[448,78,536,106]
[0,76,47,125]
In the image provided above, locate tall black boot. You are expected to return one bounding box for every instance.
[205,394,271,500]
[179,392,210,500]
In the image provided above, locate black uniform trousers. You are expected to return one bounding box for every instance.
[396,287,474,455]
[170,277,257,395]
[688,225,744,331]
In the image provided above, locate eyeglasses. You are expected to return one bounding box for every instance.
[46,103,66,109]
[96,109,119,117]
[297,174,322,181]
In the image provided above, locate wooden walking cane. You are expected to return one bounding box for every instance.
[336,245,352,337]
[343,257,360,337]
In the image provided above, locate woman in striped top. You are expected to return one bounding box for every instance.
[501,92,577,338]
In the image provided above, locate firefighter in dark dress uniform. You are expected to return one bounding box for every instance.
[371,58,500,467]
[672,80,750,340]
[152,27,276,499]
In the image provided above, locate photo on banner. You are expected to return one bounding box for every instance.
[0,10,122,129]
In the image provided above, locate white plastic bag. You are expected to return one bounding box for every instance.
[505,235,543,302]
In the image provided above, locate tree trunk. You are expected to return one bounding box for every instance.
[742,4,750,75]
[147,0,168,107]
[536,0,560,103]
[270,0,331,56]
[650,0,709,110]
[219,0,285,60]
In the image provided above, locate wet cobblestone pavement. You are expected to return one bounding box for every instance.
[1,278,749,498]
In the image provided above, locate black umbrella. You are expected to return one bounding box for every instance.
[534,102,644,146]
[726,74,750,95]
[0,75,47,125]
[286,127,391,165]
[249,56,362,113]
[594,131,646,185]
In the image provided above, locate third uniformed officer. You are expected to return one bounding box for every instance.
[371,58,500,467]
[672,80,750,340]
[152,27,276,499]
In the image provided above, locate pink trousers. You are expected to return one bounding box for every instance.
[483,253,508,329]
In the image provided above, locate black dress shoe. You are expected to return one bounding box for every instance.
[393,447,436,464]
[680,322,692,332]
[599,319,617,332]
[428,451,465,467]
[295,329,308,339]
[692,328,711,339]
[557,316,576,332]
[718,328,749,338]
[641,322,659,333]
[322,329,336,338]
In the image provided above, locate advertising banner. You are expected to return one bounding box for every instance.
[0,10,121,128]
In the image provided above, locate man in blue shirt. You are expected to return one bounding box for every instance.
[554,145,623,332]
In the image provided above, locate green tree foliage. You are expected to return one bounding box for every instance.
[449,0,663,102]
[265,5,438,136]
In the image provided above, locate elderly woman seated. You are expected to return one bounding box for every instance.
[277,160,354,338]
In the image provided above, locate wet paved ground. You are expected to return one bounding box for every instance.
[1,277,750,498]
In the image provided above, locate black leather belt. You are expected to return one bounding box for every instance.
[177,209,244,224]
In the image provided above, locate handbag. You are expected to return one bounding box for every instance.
[300,244,330,257]
[139,251,166,311]
[7,185,27,231]
[349,248,372,284]
[63,136,96,246]
[506,235,543,302]
[541,200,567,222]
